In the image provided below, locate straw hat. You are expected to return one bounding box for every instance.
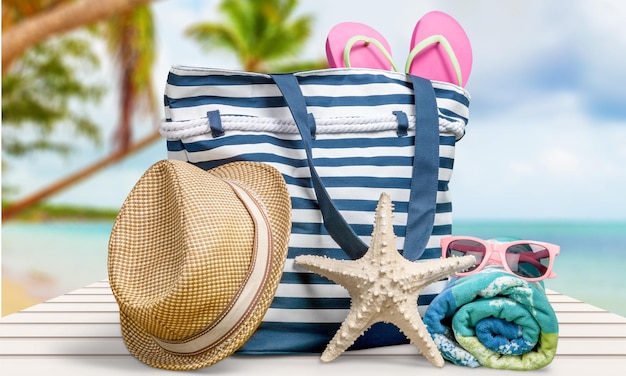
[108,160,291,370]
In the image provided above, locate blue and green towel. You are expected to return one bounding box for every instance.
[423,266,558,370]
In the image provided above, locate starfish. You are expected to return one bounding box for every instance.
[295,193,476,367]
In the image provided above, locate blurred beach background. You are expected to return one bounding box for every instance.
[2,0,626,317]
[4,220,626,316]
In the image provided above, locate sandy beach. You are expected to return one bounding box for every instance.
[2,277,42,317]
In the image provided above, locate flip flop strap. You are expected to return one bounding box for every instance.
[405,34,463,86]
[343,35,399,71]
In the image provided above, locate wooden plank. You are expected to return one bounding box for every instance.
[48,294,117,303]
[558,323,626,337]
[555,311,626,324]
[0,337,127,355]
[556,337,626,355]
[550,302,607,312]
[23,302,119,312]
[65,288,114,296]
[0,323,121,338]
[547,294,583,303]
[0,312,120,324]
[82,281,110,288]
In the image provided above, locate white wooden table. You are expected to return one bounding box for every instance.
[1,280,625,375]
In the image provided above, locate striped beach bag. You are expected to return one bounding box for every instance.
[160,66,470,353]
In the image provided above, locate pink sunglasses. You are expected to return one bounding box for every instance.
[440,236,560,282]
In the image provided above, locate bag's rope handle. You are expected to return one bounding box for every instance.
[270,73,439,261]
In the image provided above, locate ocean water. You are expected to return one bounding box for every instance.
[2,220,625,316]
[2,222,113,302]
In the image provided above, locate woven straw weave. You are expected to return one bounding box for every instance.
[108,160,291,370]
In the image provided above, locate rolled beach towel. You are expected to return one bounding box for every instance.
[423,266,558,370]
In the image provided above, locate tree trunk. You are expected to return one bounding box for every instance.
[2,0,154,73]
[2,129,162,221]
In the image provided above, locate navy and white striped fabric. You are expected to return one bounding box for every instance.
[160,66,470,353]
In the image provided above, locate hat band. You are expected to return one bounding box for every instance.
[153,180,273,355]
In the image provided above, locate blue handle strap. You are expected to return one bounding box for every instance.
[270,73,439,261]
[271,74,369,259]
[403,74,440,260]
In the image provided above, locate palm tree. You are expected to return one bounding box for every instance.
[185,0,327,72]
[2,1,106,199]
[104,4,157,151]
[2,0,154,73]
[2,0,158,220]
[3,0,157,153]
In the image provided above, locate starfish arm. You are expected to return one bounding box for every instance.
[401,255,476,289]
[294,255,368,287]
[320,299,378,362]
[390,301,445,367]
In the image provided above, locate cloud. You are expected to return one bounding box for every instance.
[452,89,626,220]
[463,0,626,120]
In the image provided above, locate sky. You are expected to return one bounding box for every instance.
[3,0,626,221]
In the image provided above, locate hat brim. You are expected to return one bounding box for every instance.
[111,161,291,370]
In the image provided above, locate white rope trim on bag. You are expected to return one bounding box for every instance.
[160,115,465,140]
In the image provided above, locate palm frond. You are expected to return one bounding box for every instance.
[185,0,319,72]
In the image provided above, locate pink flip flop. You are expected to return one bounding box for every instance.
[405,11,473,87]
[326,22,398,71]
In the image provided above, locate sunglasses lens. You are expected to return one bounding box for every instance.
[505,243,551,279]
[447,240,485,272]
